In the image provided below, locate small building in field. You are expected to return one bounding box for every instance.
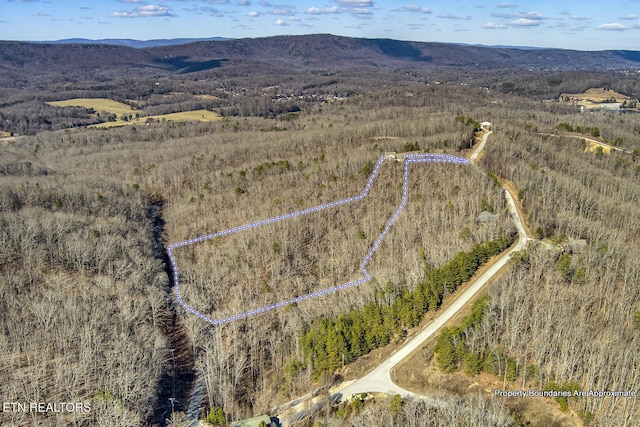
[232,414,279,427]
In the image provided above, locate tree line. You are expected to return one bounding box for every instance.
[301,235,513,377]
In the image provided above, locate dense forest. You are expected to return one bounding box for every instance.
[1,51,640,426]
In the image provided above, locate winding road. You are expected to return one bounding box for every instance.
[332,175,527,402]
[276,127,532,424]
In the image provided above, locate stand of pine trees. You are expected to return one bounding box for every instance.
[300,235,513,377]
[434,296,494,376]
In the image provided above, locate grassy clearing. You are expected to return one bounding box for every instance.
[47,98,135,115]
[89,109,222,128]
[559,87,630,103]
[585,140,611,154]
[47,98,221,128]
[560,87,631,110]
[195,94,219,100]
[0,131,18,142]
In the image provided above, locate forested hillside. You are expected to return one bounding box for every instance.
[3,34,640,83]
[0,141,169,425]
[1,61,639,426]
[477,117,640,426]
[396,97,640,426]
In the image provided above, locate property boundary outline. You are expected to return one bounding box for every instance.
[167,154,469,326]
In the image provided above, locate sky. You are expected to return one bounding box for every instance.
[2,0,640,50]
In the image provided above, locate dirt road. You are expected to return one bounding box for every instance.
[275,128,531,424]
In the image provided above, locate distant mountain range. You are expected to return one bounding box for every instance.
[40,37,546,51]
[1,34,639,84]
[35,37,231,49]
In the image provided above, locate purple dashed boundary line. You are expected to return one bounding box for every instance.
[167,154,469,326]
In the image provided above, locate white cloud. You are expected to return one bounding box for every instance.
[438,13,471,20]
[110,4,175,17]
[336,0,375,15]
[336,0,374,6]
[401,4,431,14]
[118,0,145,3]
[306,6,339,14]
[304,1,375,15]
[288,16,300,21]
[199,7,224,17]
[237,0,251,4]
[511,18,540,26]
[521,11,543,20]
[274,18,288,25]
[493,11,544,20]
[497,2,517,8]
[138,4,174,16]
[597,23,626,31]
[268,7,296,15]
[620,15,638,20]
[247,10,260,16]
[483,22,507,29]
[176,0,229,2]
[259,1,294,7]
[350,7,373,14]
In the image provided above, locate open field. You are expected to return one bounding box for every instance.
[47,98,221,128]
[47,98,136,115]
[559,87,635,111]
[559,87,630,103]
[90,109,221,128]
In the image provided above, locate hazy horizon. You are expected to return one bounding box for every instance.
[2,1,640,51]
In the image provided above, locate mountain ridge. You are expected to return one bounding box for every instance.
[1,34,639,85]
[21,36,628,53]
[33,37,231,49]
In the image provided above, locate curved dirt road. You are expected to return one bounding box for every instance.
[333,179,527,404]
[277,128,529,423]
